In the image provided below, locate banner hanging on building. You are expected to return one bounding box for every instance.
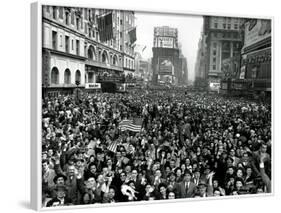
[98,12,113,42]
[128,27,137,44]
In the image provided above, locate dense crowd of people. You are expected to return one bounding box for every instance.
[41,89,271,207]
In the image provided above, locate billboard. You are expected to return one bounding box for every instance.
[157,37,175,48]
[158,57,174,75]
[244,19,271,48]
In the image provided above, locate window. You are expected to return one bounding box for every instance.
[59,7,63,19]
[120,19,123,25]
[113,55,118,66]
[52,6,57,19]
[96,31,99,41]
[93,30,95,38]
[213,65,216,70]
[120,45,123,51]
[120,32,123,38]
[213,50,217,55]
[88,9,91,21]
[214,23,218,28]
[102,52,108,63]
[234,24,238,29]
[88,72,94,83]
[85,24,88,33]
[213,57,216,63]
[65,36,69,53]
[228,24,231,29]
[88,28,91,37]
[60,35,63,47]
[76,18,80,30]
[52,31,57,50]
[51,67,59,84]
[84,9,88,20]
[65,12,69,25]
[214,32,217,37]
[71,12,75,25]
[71,40,74,50]
[64,69,71,84]
[75,70,81,83]
[76,40,80,55]
[223,23,226,29]
[213,42,217,48]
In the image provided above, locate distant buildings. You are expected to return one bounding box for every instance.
[42,6,136,96]
[151,26,188,86]
[195,16,271,98]
[203,16,244,88]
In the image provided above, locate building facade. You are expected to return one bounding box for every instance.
[42,6,136,96]
[151,26,188,86]
[203,16,244,89]
[194,33,208,89]
[220,18,271,99]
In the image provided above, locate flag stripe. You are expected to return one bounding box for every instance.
[107,141,118,153]
[119,118,142,132]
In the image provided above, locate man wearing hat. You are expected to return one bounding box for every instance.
[177,170,197,198]
[46,185,72,207]
[197,172,214,198]
[49,174,68,198]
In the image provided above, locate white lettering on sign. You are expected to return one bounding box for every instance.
[85,83,101,89]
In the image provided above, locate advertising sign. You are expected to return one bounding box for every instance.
[209,82,220,91]
[158,57,174,75]
[157,37,174,48]
[240,65,246,79]
[85,83,101,89]
[244,19,271,48]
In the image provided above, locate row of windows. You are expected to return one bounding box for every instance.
[51,68,81,85]
[125,58,134,69]
[46,6,123,51]
[52,31,80,55]
[213,22,239,30]
[213,32,239,39]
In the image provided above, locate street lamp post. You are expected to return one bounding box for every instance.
[75,80,80,101]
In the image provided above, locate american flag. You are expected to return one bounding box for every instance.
[119,118,142,132]
[107,140,119,153]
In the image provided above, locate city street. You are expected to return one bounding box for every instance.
[41,6,272,207]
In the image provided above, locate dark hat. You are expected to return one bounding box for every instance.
[184,170,192,176]
[54,185,68,192]
[53,174,67,183]
[158,183,167,190]
[168,172,176,178]
[127,180,136,186]
[95,148,103,154]
[198,180,208,187]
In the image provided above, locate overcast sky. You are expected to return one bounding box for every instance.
[135,12,203,81]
